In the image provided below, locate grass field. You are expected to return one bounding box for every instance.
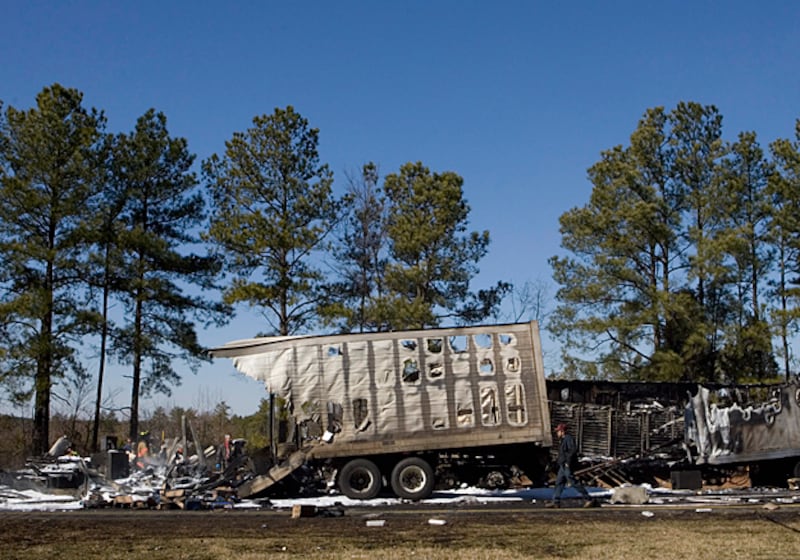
[1,506,800,559]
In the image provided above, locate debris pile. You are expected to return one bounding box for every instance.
[9,420,270,511]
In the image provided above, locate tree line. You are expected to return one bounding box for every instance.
[0,85,505,456]
[550,102,800,385]
[3,87,799,458]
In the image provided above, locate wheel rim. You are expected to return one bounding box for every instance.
[349,468,376,494]
[399,466,427,493]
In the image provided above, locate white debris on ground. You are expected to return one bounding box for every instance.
[2,469,798,513]
[0,480,607,512]
[0,487,84,512]
[3,450,799,513]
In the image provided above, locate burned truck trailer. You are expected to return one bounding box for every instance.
[209,321,552,500]
[687,381,800,483]
[546,379,800,488]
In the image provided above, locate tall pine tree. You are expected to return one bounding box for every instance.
[550,102,744,382]
[380,161,508,329]
[203,106,337,336]
[717,131,776,381]
[768,120,800,379]
[550,107,689,380]
[0,85,104,453]
[324,162,389,332]
[110,109,227,441]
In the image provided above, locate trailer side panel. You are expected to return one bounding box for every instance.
[211,321,552,459]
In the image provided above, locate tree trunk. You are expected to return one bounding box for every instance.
[129,291,144,442]
[91,273,111,452]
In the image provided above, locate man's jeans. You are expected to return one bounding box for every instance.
[552,464,591,503]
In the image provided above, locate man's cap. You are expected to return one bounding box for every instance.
[555,423,568,432]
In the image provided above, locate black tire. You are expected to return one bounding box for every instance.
[390,457,435,500]
[338,459,382,499]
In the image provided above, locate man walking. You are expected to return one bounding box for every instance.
[546,423,598,508]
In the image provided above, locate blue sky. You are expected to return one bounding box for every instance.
[2,2,799,417]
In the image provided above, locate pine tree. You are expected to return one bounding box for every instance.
[717,132,776,381]
[380,162,508,329]
[550,103,739,382]
[85,132,129,451]
[0,85,105,454]
[669,102,730,379]
[110,109,227,441]
[203,106,337,336]
[324,162,389,332]
[768,120,800,379]
[551,108,688,380]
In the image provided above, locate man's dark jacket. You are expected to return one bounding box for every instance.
[556,432,578,469]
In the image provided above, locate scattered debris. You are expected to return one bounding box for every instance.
[0,416,270,511]
[609,485,649,505]
[291,504,316,518]
[288,503,346,518]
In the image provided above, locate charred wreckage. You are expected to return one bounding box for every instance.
[9,321,800,508]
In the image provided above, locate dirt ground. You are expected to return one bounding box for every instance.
[1,503,800,560]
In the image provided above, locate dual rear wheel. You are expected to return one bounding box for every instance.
[338,456,435,500]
